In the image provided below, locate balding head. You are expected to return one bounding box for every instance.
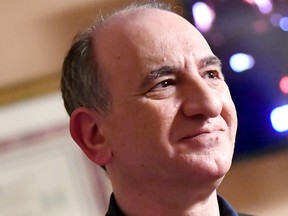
[63,3,238,214]
[68,0,237,202]
[62,2,239,215]
[61,2,171,116]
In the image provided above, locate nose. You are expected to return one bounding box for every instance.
[181,77,222,118]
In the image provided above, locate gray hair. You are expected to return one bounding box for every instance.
[61,1,171,115]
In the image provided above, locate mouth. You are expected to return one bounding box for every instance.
[179,128,225,144]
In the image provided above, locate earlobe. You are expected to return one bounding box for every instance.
[70,107,112,166]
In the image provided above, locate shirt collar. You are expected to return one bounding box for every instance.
[106,193,239,216]
[106,194,125,216]
[217,195,239,216]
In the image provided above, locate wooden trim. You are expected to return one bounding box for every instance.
[0,73,60,106]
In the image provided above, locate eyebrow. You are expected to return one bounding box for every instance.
[140,56,222,89]
[199,56,222,69]
[141,65,176,88]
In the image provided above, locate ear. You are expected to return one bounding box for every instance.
[70,107,112,166]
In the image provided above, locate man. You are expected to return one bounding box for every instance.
[61,2,250,216]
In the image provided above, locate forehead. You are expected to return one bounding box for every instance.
[93,9,213,90]
[97,10,208,47]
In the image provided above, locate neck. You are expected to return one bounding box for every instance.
[112,182,221,216]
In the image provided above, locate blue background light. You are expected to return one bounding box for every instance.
[279,17,288,31]
[271,105,288,132]
[229,53,255,73]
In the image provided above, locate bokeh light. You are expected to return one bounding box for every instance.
[279,17,288,31]
[270,13,282,27]
[192,2,215,33]
[184,0,288,156]
[279,76,288,94]
[229,53,255,73]
[271,105,288,132]
[254,0,273,14]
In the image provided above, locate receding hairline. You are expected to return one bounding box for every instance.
[94,3,173,33]
[62,3,173,115]
[90,6,202,62]
[108,2,171,19]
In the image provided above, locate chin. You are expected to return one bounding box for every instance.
[189,152,233,182]
[206,155,232,180]
[202,143,234,177]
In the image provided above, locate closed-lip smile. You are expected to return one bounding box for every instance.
[179,127,225,142]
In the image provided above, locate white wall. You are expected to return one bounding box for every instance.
[0,93,111,216]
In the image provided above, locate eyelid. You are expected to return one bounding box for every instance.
[148,77,176,92]
[201,67,224,79]
[144,78,177,99]
[205,70,219,77]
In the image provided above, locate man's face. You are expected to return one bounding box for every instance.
[95,9,237,188]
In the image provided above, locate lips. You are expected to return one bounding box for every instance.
[178,127,225,143]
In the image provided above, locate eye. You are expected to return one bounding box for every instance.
[204,70,219,79]
[152,79,176,90]
[145,78,176,99]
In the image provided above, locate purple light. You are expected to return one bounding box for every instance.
[270,13,282,27]
[255,0,273,14]
[192,2,215,33]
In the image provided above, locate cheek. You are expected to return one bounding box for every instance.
[134,101,177,145]
[220,87,238,140]
[105,100,180,174]
[108,100,179,153]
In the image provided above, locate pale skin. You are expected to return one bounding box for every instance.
[70,8,238,216]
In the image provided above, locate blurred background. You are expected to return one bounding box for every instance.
[0,0,287,215]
